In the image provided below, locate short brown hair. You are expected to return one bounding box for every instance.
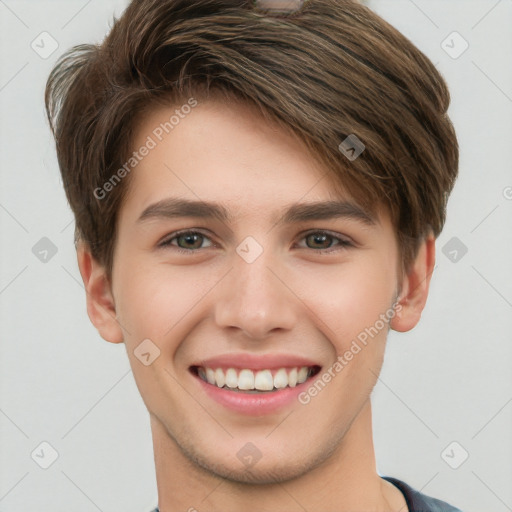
[45,0,459,282]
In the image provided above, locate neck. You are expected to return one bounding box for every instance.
[150,400,405,511]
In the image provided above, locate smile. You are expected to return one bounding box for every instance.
[191,365,321,393]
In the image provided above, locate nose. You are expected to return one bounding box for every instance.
[214,246,298,340]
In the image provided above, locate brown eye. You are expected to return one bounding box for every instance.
[305,232,334,249]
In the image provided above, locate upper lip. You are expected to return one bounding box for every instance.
[191,353,321,371]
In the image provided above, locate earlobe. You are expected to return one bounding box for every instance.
[76,242,124,344]
[390,235,436,333]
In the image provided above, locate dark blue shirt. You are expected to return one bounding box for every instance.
[148,475,463,511]
[382,476,463,511]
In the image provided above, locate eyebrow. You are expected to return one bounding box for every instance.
[136,197,377,226]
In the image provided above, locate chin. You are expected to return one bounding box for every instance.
[194,455,313,485]
[176,434,336,486]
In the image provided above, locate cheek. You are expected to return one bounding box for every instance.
[114,260,219,344]
[302,255,396,346]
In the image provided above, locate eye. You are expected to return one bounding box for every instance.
[158,230,214,252]
[296,230,353,253]
[158,229,353,255]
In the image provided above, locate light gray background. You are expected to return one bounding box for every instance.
[0,1,511,511]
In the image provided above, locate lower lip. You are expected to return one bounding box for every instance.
[191,370,318,416]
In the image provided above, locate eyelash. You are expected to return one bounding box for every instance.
[158,229,354,255]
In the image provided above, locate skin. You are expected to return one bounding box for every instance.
[77,98,435,512]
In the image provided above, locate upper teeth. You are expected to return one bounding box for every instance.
[198,366,312,391]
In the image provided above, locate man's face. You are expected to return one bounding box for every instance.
[110,98,401,483]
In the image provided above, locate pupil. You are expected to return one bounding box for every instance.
[179,233,201,249]
[310,233,330,249]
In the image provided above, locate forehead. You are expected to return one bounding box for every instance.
[120,97,378,225]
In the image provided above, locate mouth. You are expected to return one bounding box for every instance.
[189,365,322,394]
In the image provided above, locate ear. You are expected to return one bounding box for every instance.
[76,242,124,344]
[390,234,436,333]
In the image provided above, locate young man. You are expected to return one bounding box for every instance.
[45,0,462,510]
